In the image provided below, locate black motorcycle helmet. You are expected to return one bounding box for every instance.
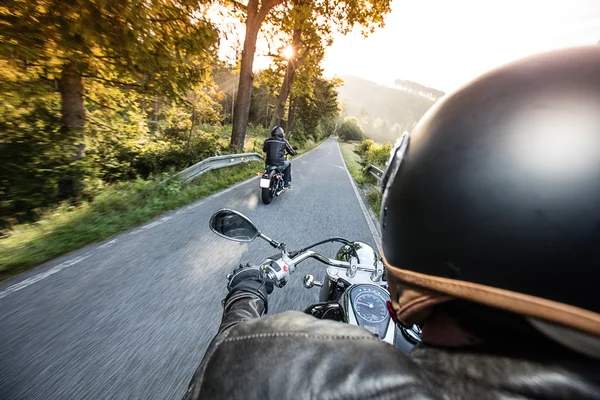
[381,46,600,349]
[271,126,284,139]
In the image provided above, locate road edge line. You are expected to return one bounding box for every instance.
[335,140,382,251]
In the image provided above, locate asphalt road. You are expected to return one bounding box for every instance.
[0,138,382,399]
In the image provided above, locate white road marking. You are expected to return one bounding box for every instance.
[335,140,382,251]
[131,216,173,234]
[0,141,330,300]
[98,239,118,249]
[0,255,90,299]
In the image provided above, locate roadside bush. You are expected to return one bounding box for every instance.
[356,139,375,157]
[364,142,392,169]
[338,117,365,141]
[245,138,264,153]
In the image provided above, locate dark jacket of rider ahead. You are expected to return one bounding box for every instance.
[184,47,600,399]
[263,131,296,166]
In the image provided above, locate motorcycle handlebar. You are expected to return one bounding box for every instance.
[262,250,350,288]
[290,250,350,268]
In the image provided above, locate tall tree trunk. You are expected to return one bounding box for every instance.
[269,28,302,131]
[60,64,85,134]
[58,62,86,199]
[230,0,283,152]
[286,96,299,139]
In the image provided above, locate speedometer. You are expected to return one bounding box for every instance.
[354,292,387,323]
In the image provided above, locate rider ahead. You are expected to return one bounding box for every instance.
[184,47,600,399]
[263,126,296,189]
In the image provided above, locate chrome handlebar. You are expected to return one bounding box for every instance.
[263,250,349,287]
[290,250,350,268]
[262,249,383,288]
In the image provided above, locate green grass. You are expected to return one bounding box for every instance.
[339,141,368,186]
[339,141,382,218]
[0,138,327,281]
[366,188,382,219]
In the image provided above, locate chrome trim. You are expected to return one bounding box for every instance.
[382,318,396,345]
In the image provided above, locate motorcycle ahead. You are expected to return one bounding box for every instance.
[209,208,423,353]
[259,165,287,205]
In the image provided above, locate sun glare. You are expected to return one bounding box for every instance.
[283,45,294,59]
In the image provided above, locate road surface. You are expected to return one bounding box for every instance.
[0,138,381,399]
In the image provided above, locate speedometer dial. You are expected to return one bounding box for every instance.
[354,292,387,323]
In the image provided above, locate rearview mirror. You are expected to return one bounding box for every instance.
[209,209,259,242]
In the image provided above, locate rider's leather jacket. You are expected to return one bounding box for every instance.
[263,137,296,166]
[183,292,600,400]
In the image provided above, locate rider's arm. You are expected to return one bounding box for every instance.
[215,288,266,335]
[183,266,270,399]
[263,139,268,153]
[214,264,271,336]
[285,140,297,156]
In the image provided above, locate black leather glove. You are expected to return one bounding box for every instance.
[224,263,274,313]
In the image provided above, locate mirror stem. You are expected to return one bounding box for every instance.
[258,232,281,249]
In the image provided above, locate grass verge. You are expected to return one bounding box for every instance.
[339,141,368,186]
[339,141,382,218]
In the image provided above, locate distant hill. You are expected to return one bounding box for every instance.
[394,79,445,101]
[337,76,443,143]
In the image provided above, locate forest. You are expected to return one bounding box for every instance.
[0,0,393,227]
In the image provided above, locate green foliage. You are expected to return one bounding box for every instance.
[339,141,382,218]
[0,62,78,223]
[363,141,392,169]
[338,117,365,141]
[0,61,232,226]
[366,188,382,218]
[356,139,375,156]
[0,0,219,99]
[294,77,341,142]
[339,142,368,186]
[0,0,223,225]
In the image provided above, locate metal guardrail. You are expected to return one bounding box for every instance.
[174,152,264,183]
[152,153,264,189]
[135,152,264,200]
[368,165,384,182]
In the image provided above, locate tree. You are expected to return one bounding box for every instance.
[338,117,365,141]
[228,0,393,151]
[294,76,341,142]
[0,0,218,197]
[227,0,285,151]
[268,0,393,130]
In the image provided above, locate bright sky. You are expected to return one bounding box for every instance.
[321,0,600,92]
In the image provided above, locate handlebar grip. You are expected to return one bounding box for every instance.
[263,259,289,288]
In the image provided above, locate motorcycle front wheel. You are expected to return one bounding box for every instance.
[262,187,274,204]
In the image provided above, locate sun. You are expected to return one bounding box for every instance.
[283,45,294,59]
